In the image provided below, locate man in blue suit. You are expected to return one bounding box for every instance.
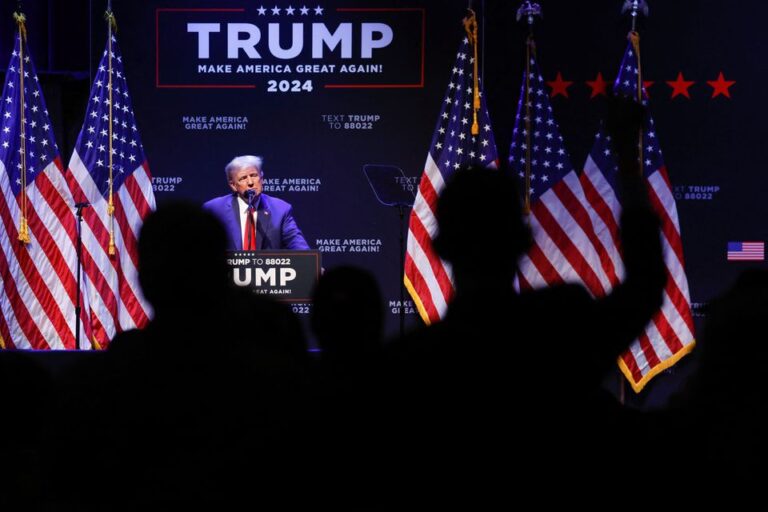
[202,155,310,251]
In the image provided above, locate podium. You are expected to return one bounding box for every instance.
[226,250,321,303]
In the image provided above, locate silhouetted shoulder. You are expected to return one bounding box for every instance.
[105,327,154,366]
[519,283,593,308]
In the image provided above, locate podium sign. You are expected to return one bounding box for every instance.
[226,250,321,302]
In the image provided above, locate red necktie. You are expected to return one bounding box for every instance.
[244,206,257,250]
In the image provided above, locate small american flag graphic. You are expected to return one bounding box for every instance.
[727,242,765,261]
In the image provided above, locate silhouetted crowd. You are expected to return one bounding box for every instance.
[1,102,764,509]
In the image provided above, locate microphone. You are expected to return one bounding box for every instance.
[245,189,257,207]
[74,202,91,209]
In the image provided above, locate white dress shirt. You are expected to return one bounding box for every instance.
[237,195,258,248]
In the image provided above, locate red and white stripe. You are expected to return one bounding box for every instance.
[518,170,620,297]
[66,150,154,349]
[582,157,695,392]
[404,153,453,325]
[0,159,81,349]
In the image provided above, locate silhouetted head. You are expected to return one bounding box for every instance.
[433,166,530,288]
[138,201,228,319]
[311,265,384,358]
[681,268,768,472]
[696,269,768,397]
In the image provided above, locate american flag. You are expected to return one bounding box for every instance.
[65,32,155,349]
[0,31,80,349]
[510,46,616,296]
[727,241,764,261]
[580,39,695,392]
[404,23,498,324]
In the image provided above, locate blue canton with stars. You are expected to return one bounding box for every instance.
[428,36,497,178]
[74,34,146,199]
[508,53,574,202]
[0,35,59,197]
[588,42,665,189]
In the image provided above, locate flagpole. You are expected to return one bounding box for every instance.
[105,3,117,255]
[622,0,649,178]
[89,0,93,84]
[516,2,541,215]
[618,0,649,403]
[468,0,488,89]
[13,9,31,244]
[462,10,481,137]
[481,0,486,87]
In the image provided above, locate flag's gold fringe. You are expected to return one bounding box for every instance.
[0,334,6,349]
[18,216,30,244]
[403,275,433,326]
[91,336,104,351]
[619,339,696,393]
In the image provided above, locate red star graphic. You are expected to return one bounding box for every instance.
[546,72,573,98]
[642,80,654,96]
[706,72,735,98]
[585,72,608,99]
[666,72,695,99]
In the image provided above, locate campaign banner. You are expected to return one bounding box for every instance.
[227,250,322,301]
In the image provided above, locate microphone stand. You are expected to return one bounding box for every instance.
[74,203,88,350]
[361,164,414,341]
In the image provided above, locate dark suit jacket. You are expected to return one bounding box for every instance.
[202,193,310,251]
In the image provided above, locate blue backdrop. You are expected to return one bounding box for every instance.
[1,0,764,400]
